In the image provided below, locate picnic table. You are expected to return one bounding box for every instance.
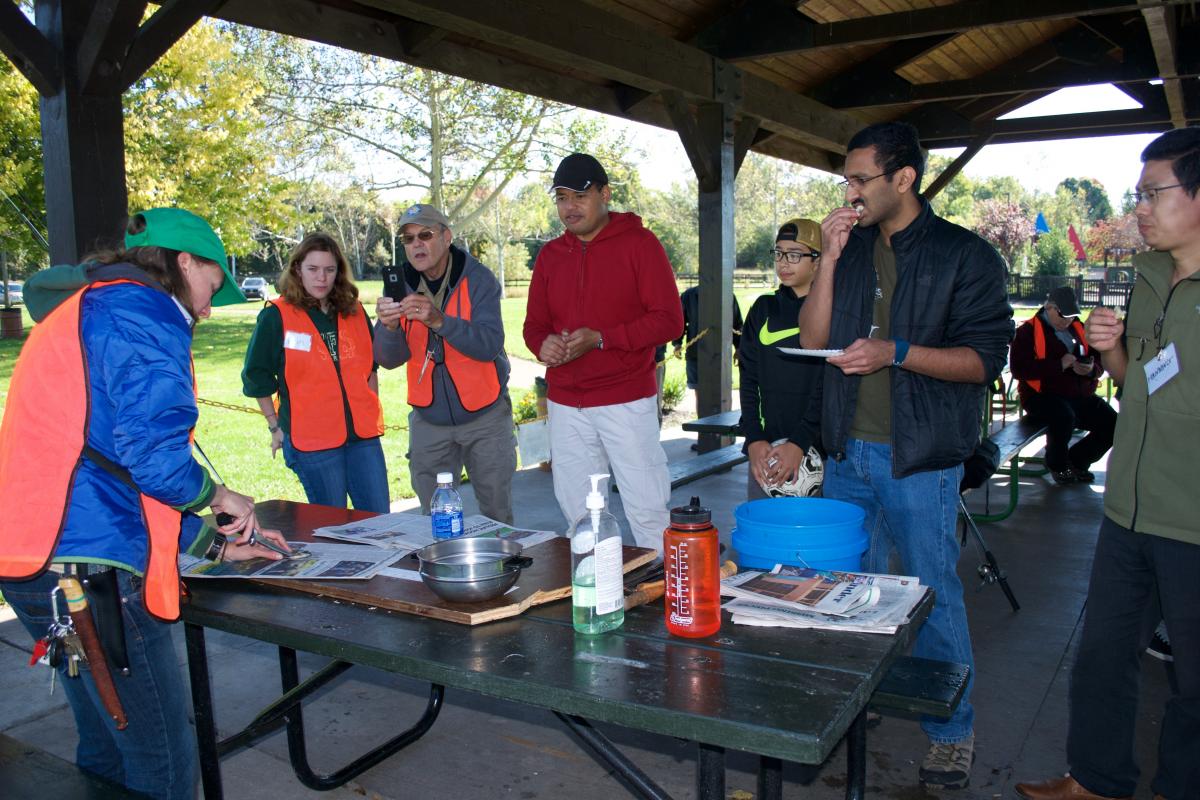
[181,500,933,800]
[681,410,742,437]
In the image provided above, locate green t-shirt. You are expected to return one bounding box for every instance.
[241,303,375,441]
[849,237,897,443]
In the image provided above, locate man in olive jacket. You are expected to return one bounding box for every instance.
[1016,128,1200,800]
[799,121,1012,791]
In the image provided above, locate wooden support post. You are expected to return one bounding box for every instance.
[35,0,130,264]
[666,63,758,452]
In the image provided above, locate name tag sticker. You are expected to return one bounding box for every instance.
[1145,341,1180,395]
[283,331,312,352]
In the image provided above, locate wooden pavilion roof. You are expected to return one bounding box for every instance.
[215,0,1200,174]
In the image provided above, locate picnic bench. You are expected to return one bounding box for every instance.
[0,732,146,799]
[968,416,1049,524]
[668,410,748,489]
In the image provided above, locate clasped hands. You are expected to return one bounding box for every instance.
[539,328,601,366]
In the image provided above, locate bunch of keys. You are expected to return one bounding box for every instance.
[29,586,87,694]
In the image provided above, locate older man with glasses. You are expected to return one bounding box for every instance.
[374,203,517,523]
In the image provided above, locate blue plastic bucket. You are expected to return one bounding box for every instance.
[732,497,868,571]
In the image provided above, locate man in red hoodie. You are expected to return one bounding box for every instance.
[524,153,684,549]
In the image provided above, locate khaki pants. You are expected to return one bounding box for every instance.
[408,394,518,524]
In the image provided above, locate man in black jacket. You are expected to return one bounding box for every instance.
[799,121,1013,791]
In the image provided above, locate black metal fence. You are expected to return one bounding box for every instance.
[1006,274,1135,310]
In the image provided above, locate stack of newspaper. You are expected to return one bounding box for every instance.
[721,564,925,634]
[179,514,560,581]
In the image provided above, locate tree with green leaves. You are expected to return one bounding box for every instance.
[0,57,48,271]
[1058,177,1113,225]
[256,42,566,233]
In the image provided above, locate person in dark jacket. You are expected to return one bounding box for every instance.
[738,218,825,499]
[798,122,1013,791]
[675,285,742,448]
[1009,286,1116,485]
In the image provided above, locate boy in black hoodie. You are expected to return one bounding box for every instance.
[738,218,825,498]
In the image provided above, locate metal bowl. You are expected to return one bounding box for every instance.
[415,538,531,603]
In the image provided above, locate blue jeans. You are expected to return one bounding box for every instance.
[0,570,197,800]
[282,434,390,512]
[824,438,975,743]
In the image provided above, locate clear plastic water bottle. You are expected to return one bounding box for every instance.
[430,472,464,539]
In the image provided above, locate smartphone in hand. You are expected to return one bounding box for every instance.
[381,265,409,303]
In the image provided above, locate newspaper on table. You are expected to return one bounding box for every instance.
[724,569,925,634]
[179,542,405,580]
[312,511,560,556]
[721,564,880,617]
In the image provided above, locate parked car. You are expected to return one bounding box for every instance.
[3,282,22,305]
[239,276,272,301]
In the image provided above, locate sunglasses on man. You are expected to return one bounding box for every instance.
[400,229,438,245]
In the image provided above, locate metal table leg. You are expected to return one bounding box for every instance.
[845,710,866,800]
[757,755,782,800]
[279,646,444,791]
[697,742,724,800]
[184,622,223,800]
[555,712,672,800]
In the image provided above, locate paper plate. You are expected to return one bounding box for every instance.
[776,347,845,358]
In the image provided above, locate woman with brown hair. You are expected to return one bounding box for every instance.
[241,232,389,511]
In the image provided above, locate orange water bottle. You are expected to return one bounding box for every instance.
[664,496,721,638]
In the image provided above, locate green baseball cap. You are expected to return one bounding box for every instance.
[125,208,245,306]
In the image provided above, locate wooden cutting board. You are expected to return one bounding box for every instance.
[222,500,657,625]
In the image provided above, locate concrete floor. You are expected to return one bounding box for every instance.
[0,425,1173,799]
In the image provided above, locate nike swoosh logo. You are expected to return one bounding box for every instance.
[759,321,799,345]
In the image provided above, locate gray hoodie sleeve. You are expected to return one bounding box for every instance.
[373,319,411,369]
[438,257,505,361]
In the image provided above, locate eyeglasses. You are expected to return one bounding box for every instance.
[838,168,899,190]
[400,229,437,245]
[1131,183,1187,205]
[772,249,819,264]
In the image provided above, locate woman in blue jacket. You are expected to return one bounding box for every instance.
[0,208,289,800]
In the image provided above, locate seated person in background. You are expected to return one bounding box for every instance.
[1009,286,1116,485]
[737,218,825,499]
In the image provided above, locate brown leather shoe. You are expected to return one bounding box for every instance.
[1014,775,1131,800]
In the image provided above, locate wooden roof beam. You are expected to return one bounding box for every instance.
[833,56,1178,109]
[0,2,60,95]
[917,107,1196,147]
[695,0,1194,60]
[352,0,862,153]
[119,0,228,92]
[76,0,147,94]
[1140,2,1187,128]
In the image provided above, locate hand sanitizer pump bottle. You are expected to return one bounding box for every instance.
[569,474,625,634]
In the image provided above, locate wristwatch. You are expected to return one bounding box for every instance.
[596,333,604,351]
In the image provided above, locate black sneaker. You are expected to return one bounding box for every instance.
[1051,469,1077,485]
[1147,622,1173,662]
[1070,466,1095,483]
[919,733,975,790]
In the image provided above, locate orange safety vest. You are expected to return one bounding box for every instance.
[0,279,185,621]
[273,300,384,451]
[1025,315,1090,393]
[404,275,501,411]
